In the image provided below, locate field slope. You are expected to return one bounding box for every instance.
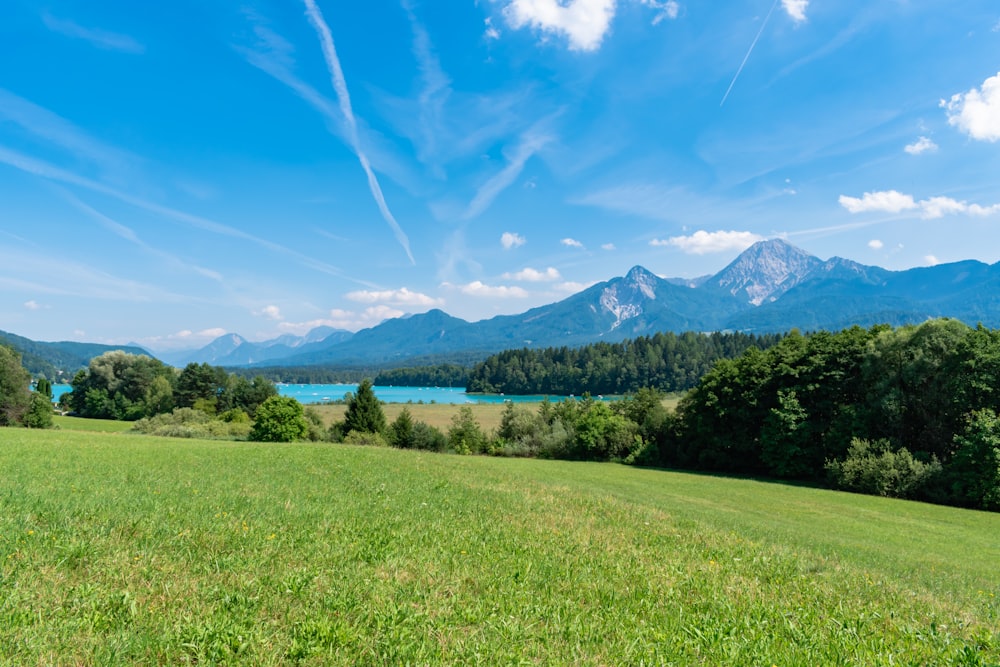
[1,431,997,665]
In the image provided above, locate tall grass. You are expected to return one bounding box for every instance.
[0,430,996,665]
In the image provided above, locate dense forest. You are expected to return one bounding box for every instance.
[648,319,1000,510]
[373,364,468,387]
[466,331,784,395]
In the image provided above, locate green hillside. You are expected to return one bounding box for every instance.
[1,432,997,665]
[0,329,150,379]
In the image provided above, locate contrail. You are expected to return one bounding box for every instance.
[303,0,415,264]
[721,0,781,107]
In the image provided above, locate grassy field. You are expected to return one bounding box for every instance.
[307,395,683,432]
[1,430,997,665]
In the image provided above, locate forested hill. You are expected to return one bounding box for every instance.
[466,331,784,395]
[0,329,149,379]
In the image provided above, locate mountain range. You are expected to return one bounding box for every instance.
[166,238,1000,368]
[8,239,1000,374]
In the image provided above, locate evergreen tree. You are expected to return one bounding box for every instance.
[388,408,416,448]
[0,345,32,426]
[343,379,386,435]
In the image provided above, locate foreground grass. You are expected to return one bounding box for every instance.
[1,431,997,665]
[52,414,134,433]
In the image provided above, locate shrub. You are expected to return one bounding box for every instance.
[249,396,308,443]
[343,430,388,447]
[130,407,250,439]
[447,406,488,455]
[826,438,941,499]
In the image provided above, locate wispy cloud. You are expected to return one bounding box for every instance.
[561,237,584,248]
[464,129,552,220]
[345,287,443,306]
[0,145,375,285]
[402,0,452,178]
[904,136,938,155]
[0,246,190,303]
[0,87,136,182]
[652,230,764,254]
[868,239,884,250]
[925,255,940,266]
[721,0,781,107]
[23,300,44,311]
[839,189,1000,218]
[601,242,616,250]
[502,267,562,282]
[942,71,1000,142]
[59,190,224,282]
[41,12,145,53]
[303,0,415,263]
[640,0,680,25]
[501,232,526,249]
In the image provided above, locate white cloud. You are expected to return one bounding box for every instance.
[640,0,680,25]
[484,17,501,40]
[279,306,404,334]
[942,72,1000,142]
[255,305,283,320]
[868,239,884,250]
[501,231,526,249]
[561,237,584,248]
[904,136,938,155]
[459,281,529,298]
[781,0,808,23]
[554,280,595,293]
[601,243,616,251]
[41,12,145,53]
[502,267,562,282]
[23,300,43,310]
[653,230,764,255]
[198,328,228,339]
[838,190,918,214]
[840,190,1000,218]
[502,0,617,51]
[345,287,443,306]
[925,255,940,266]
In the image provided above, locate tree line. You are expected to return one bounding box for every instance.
[373,364,468,388]
[651,319,1000,510]
[466,331,784,395]
[64,351,278,422]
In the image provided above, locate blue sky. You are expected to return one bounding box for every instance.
[2,0,999,351]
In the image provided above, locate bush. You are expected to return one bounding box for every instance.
[343,430,388,447]
[826,438,941,499]
[447,406,488,455]
[22,392,54,429]
[249,396,308,443]
[130,407,250,439]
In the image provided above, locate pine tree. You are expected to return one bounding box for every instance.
[343,379,386,435]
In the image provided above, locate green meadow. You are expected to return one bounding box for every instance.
[1,428,997,665]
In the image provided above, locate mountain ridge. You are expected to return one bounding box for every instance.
[9,239,1000,373]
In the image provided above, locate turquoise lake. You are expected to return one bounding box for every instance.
[51,383,584,405]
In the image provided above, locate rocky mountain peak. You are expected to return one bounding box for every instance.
[712,238,823,305]
[598,265,663,329]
